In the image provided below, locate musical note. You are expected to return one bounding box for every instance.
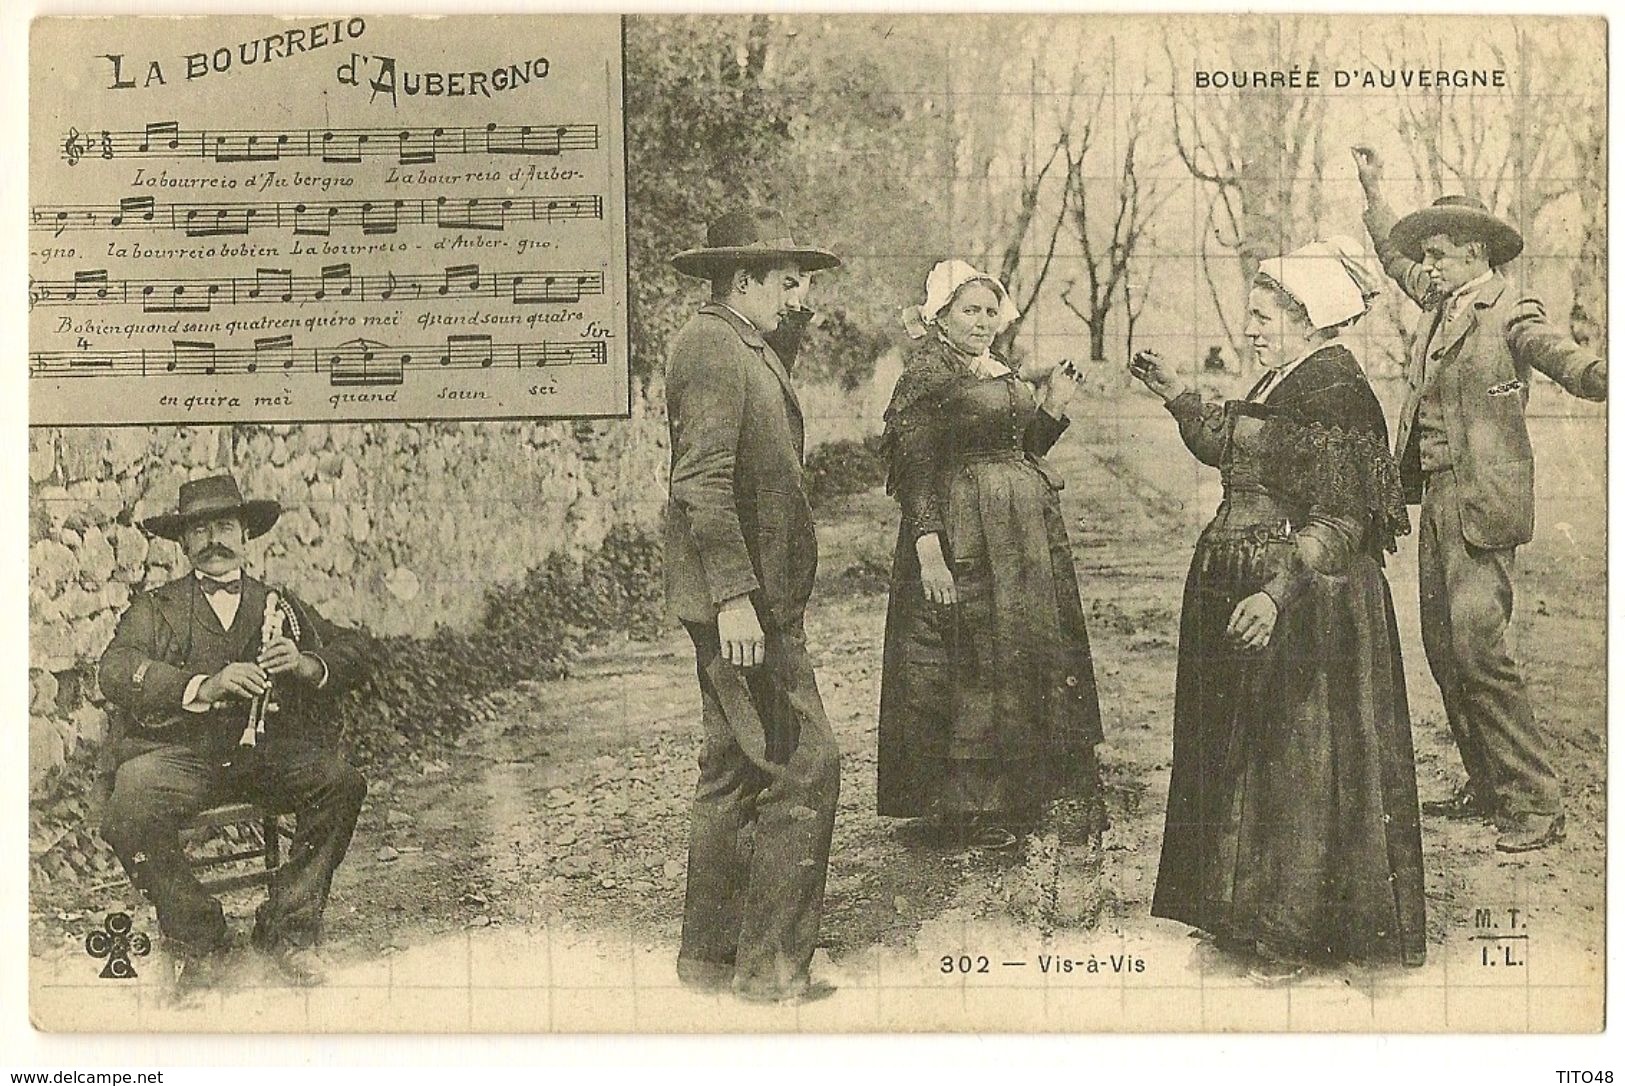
[184,205,252,238]
[483,122,576,157]
[442,334,495,370]
[314,264,354,302]
[144,279,219,315]
[212,131,287,164]
[359,199,402,236]
[291,202,337,238]
[327,338,404,387]
[138,121,181,153]
[439,265,481,296]
[250,335,297,374]
[320,130,366,165]
[435,196,510,232]
[169,340,220,376]
[70,269,112,303]
[110,197,156,231]
[396,127,443,166]
[249,268,294,302]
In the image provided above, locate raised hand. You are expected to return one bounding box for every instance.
[1350,145,1383,191]
[1128,350,1187,402]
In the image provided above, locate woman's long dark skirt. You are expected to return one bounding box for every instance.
[1150,544,1427,967]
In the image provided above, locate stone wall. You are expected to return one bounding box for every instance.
[28,398,669,794]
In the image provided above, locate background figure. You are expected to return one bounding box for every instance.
[1354,146,1607,852]
[97,474,369,989]
[1134,240,1426,978]
[877,260,1104,850]
[663,208,843,1004]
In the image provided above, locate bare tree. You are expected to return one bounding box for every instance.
[1384,27,1572,232]
[1166,20,1331,358]
[1374,23,1602,346]
[1057,66,1177,362]
[949,29,1076,356]
[1566,106,1606,347]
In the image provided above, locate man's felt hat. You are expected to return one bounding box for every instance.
[1390,195,1525,267]
[140,473,281,542]
[670,207,842,278]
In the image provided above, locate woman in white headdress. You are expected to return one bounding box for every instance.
[1129,237,1426,977]
[876,260,1104,850]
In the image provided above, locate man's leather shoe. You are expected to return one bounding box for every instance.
[1421,787,1494,820]
[1495,812,1566,853]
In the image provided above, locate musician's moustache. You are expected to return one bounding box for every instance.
[200,543,235,560]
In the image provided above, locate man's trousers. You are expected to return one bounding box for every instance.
[678,618,841,1000]
[1418,469,1561,818]
[101,738,367,952]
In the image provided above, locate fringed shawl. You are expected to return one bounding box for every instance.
[1254,344,1411,553]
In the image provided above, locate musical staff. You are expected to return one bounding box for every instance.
[29,265,604,312]
[30,193,605,239]
[30,192,604,238]
[62,121,600,165]
[30,337,609,382]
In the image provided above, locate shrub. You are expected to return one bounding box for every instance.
[803,436,887,510]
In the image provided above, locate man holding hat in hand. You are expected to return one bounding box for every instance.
[663,207,843,1003]
[98,473,369,986]
[1354,146,1607,853]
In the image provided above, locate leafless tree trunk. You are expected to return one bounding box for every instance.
[1165,20,1330,358]
[1567,108,1606,347]
[1058,65,1176,362]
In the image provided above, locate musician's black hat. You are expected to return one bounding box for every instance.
[141,473,281,542]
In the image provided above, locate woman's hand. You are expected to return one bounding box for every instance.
[1017,356,1060,384]
[1226,592,1279,652]
[916,535,959,605]
[1128,350,1188,402]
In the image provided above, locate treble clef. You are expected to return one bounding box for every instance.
[100,130,114,160]
[63,128,84,166]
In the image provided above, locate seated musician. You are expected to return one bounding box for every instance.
[98,473,369,988]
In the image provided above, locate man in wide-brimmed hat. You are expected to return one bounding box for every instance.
[663,207,843,1003]
[1354,146,1607,853]
[98,473,369,987]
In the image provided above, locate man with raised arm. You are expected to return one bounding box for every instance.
[1353,146,1606,853]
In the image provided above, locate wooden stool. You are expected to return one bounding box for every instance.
[178,802,290,893]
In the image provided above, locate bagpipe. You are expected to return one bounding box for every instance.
[226,588,301,768]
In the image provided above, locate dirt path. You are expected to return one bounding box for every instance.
[30,397,1605,1029]
[324,398,1607,994]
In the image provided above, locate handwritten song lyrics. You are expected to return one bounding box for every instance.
[30,16,630,425]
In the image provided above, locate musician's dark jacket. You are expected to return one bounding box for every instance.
[98,573,368,768]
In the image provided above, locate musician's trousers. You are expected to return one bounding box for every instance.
[100,738,366,952]
[679,619,841,1000]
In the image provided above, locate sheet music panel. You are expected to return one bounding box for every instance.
[29,16,630,425]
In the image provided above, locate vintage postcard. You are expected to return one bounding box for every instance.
[25,12,1606,1034]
